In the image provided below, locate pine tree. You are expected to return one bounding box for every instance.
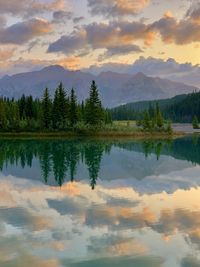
[143,110,151,130]
[104,109,112,124]
[8,102,20,130]
[80,101,85,121]
[42,88,52,129]
[0,101,6,130]
[69,88,78,127]
[58,82,69,129]
[85,80,104,126]
[192,115,199,129]
[52,88,59,129]
[52,83,69,129]
[156,103,164,128]
[148,104,154,118]
[25,96,34,119]
[19,94,26,119]
[166,120,173,134]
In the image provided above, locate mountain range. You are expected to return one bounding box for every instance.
[86,57,200,88]
[0,65,198,107]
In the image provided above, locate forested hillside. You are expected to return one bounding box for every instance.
[164,92,200,122]
[110,92,200,122]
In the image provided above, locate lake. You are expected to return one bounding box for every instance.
[0,136,200,267]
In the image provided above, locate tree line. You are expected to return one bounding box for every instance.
[1,138,199,189]
[0,139,110,189]
[110,91,200,124]
[0,80,112,132]
[137,103,172,133]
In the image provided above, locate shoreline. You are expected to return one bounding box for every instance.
[0,130,186,140]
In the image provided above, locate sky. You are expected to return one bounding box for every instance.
[0,0,200,75]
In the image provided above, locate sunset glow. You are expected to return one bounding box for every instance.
[0,0,199,76]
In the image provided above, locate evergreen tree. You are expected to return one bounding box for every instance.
[19,94,26,119]
[192,115,199,129]
[42,88,52,129]
[156,103,164,128]
[85,142,104,190]
[69,88,78,127]
[8,102,20,130]
[148,104,154,118]
[80,101,85,121]
[40,143,52,184]
[166,121,173,134]
[52,88,60,129]
[52,83,69,129]
[104,110,112,124]
[85,80,104,126]
[143,110,151,130]
[155,142,163,160]
[0,101,6,130]
[25,96,34,119]
[58,82,69,129]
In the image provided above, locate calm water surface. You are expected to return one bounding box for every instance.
[0,137,200,267]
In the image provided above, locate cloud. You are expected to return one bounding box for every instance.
[88,234,147,256]
[0,206,52,231]
[52,10,73,23]
[47,198,84,216]
[85,206,156,229]
[85,56,200,88]
[181,255,200,267]
[85,21,154,47]
[57,56,81,70]
[0,16,6,27]
[98,44,143,61]
[48,4,200,58]
[0,0,65,17]
[88,0,150,17]
[151,12,200,45]
[0,55,82,77]
[73,16,85,24]
[131,56,200,76]
[0,18,52,45]
[1,173,200,267]
[48,20,153,55]
[0,48,14,61]
[151,208,200,248]
[186,2,200,23]
[48,28,87,54]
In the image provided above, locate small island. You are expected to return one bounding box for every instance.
[0,80,178,138]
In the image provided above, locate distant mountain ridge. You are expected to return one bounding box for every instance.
[0,65,198,107]
[86,57,200,88]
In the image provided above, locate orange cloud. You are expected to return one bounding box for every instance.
[88,0,150,17]
[0,48,14,61]
[116,0,150,14]
[164,10,173,18]
[0,0,67,17]
[31,215,53,231]
[48,21,153,55]
[0,18,52,44]
[108,239,147,256]
[86,205,156,228]
[51,241,65,251]
[57,57,82,70]
[151,13,200,45]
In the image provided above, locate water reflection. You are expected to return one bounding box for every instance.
[0,137,200,189]
[0,137,200,267]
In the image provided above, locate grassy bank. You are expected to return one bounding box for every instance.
[0,128,184,139]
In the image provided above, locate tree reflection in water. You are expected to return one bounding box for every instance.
[0,136,199,189]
